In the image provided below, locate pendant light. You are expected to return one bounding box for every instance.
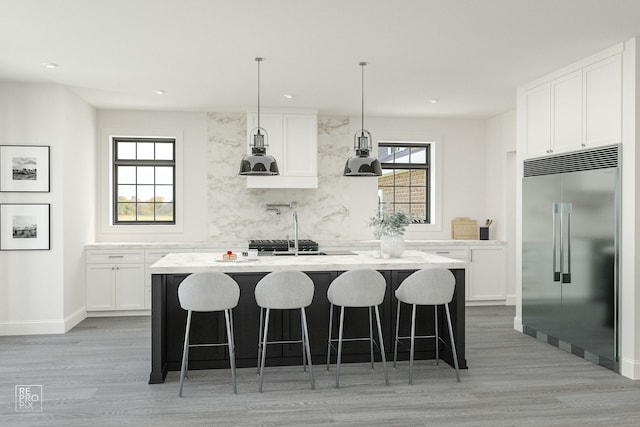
[344,61,382,176]
[239,57,279,175]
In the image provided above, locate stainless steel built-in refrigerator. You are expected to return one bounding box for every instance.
[522,145,620,371]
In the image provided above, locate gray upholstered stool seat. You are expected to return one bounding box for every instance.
[326,269,389,388]
[393,267,460,384]
[177,271,240,396]
[255,270,315,392]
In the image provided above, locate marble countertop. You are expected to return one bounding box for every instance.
[149,250,465,274]
[86,239,505,250]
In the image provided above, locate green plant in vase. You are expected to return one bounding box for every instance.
[369,211,411,257]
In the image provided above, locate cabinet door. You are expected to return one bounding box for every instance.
[115,264,145,310]
[525,82,552,157]
[86,264,116,311]
[552,70,583,153]
[469,247,506,302]
[583,54,622,147]
[283,114,317,177]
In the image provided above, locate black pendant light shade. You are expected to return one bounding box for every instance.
[344,129,382,176]
[239,57,279,176]
[344,61,381,177]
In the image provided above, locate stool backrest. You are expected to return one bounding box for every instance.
[178,272,240,312]
[327,269,386,307]
[255,270,315,309]
[395,267,455,306]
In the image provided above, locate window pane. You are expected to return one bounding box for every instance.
[395,203,411,216]
[155,203,174,221]
[155,167,173,184]
[137,203,155,221]
[137,185,155,202]
[117,185,136,201]
[379,187,393,203]
[155,185,173,202]
[117,142,136,159]
[155,143,173,160]
[394,169,410,186]
[394,147,410,163]
[117,203,136,221]
[410,187,426,204]
[137,166,154,184]
[410,204,426,221]
[137,142,154,160]
[117,166,136,184]
[409,169,426,186]
[410,147,427,164]
[395,186,409,204]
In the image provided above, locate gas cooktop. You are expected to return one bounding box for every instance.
[249,239,319,252]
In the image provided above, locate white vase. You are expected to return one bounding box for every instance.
[380,234,405,258]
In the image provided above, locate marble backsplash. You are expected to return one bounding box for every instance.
[207,113,377,243]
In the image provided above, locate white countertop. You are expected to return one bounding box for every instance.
[86,239,505,250]
[149,250,465,274]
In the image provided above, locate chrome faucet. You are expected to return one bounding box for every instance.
[265,202,299,256]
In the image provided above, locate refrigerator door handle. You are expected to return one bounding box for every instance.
[563,203,572,284]
[553,203,561,282]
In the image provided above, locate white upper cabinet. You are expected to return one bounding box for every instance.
[584,55,622,147]
[245,111,318,188]
[552,70,583,153]
[524,82,552,157]
[521,47,622,160]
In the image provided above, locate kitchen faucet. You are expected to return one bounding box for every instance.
[265,202,299,256]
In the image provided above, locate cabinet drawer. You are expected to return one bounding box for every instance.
[145,248,193,264]
[420,247,468,260]
[86,250,144,264]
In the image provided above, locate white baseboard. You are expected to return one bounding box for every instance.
[513,315,523,332]
[86,310,150,317]
[465,300,508,307]
[621,357,640,380]
[64,307,87,332]
[0,307,88,336]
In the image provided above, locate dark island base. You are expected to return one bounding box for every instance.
[150,269,466,384]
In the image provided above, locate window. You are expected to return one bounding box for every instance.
[377,142,431,223]
[113,137,175,224]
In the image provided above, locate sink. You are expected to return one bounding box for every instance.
[271,250,356,256]
[272,251,327,256]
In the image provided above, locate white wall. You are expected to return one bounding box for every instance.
[205,113,488,243]
[485,110,516,303]
[95,110,208,242]
[0,83,95,335]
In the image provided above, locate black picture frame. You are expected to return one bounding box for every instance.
[0,145,50,192]
[0,204,50,250]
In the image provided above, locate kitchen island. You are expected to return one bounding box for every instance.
[149,250,466,384]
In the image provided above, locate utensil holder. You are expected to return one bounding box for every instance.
[479,227,489,240]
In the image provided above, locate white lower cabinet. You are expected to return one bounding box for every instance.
[86,250,145,313]
[469,246,507,303]
[420,244,507,304]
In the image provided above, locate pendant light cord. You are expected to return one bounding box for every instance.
[256,57,262,131]
[360,61,366,134]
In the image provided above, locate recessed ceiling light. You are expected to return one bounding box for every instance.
[41,62,59,69]
[283,94,295,99]
[428,98,439,104]
[153,89,166,95]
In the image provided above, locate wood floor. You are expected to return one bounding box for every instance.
[2,306,640,426]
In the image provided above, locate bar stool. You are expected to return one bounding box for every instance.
[326,269,389,388]
[255,270,315,392]
[393,267,460,384]
[177,271,240,396]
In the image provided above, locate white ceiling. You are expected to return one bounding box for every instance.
[2,0,640,119]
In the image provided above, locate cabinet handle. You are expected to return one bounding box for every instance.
[436,251,450,254]
[108,255,124,259]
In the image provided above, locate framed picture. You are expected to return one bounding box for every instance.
[0,145,50,192]
[0,204,50,250]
